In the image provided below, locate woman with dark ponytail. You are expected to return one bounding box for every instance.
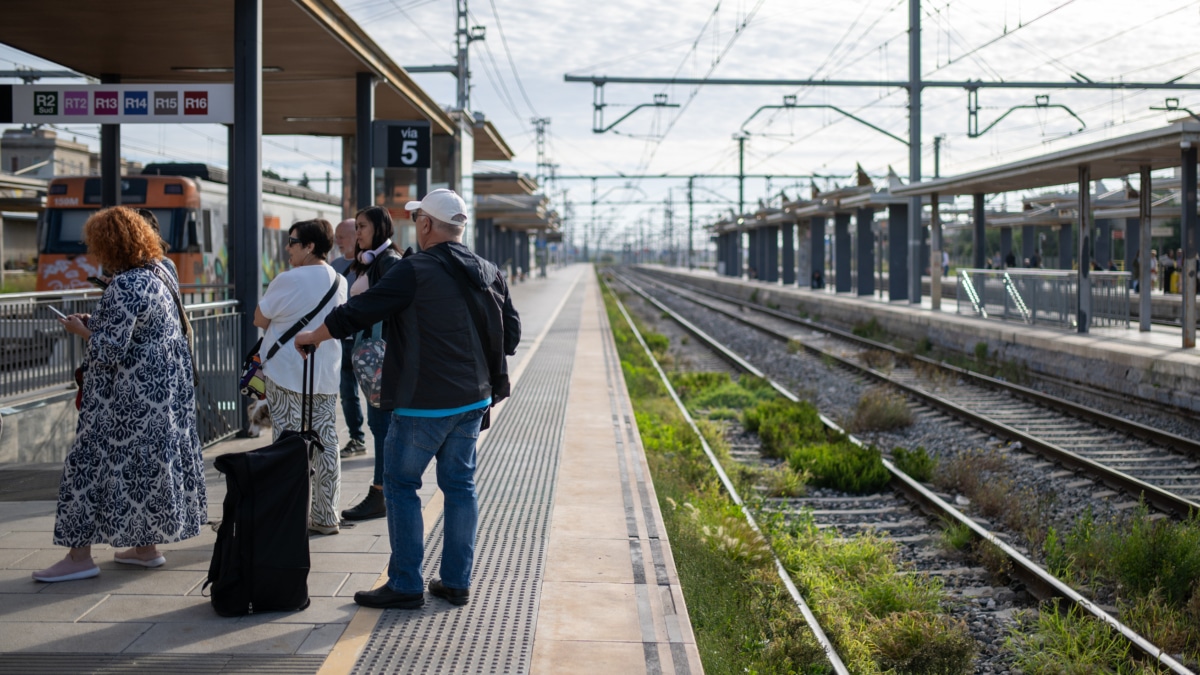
[342,206,406,521]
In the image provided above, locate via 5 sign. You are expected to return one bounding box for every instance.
[10,84,232,123]
[373,120,431,169]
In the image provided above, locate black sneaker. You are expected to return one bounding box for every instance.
[340,439,366,458]
[354,584,424,610]
[429,578,469,606]
[341,486,386,521]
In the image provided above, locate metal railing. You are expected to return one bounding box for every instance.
[956,269,1131,328]
[0,290,243,447]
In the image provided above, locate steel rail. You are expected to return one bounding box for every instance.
[602,278,851,675]
[614,271,1195,675]
[639,270,1200,461]
[631,269,1200,519]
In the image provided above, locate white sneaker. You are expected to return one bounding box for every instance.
[33,555,100,583]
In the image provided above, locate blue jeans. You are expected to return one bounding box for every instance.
[383,408,485,594]
[339,344,365,443]
[366,404,390,486]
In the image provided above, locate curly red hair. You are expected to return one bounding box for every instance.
[84,206,164,272]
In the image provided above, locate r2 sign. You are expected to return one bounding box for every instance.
[373,120,431,169]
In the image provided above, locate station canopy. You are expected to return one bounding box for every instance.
[0,174,46,212]
[894,120,1200,197]
[475,172,557,232]
[0,0,459,138]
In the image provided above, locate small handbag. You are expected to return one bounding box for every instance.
[351,323,385,408]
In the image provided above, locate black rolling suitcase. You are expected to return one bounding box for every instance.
[203,348,325,616]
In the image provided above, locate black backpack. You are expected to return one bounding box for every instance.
[431,247,521,425]
[203,353,324,616]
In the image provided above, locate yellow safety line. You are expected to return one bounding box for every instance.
[316,490,445,675]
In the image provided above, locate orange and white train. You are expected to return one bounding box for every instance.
[37,163,342,291]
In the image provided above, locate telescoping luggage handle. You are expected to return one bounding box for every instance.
[301,344,315,433]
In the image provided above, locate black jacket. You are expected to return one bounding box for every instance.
[324,241,519,411]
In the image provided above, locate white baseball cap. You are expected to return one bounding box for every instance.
[405,189,469,224]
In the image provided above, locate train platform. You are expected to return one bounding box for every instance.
[0,264,702,674]
[645,266,1200,412]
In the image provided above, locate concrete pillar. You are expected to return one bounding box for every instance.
[747,229,759,279]
[1000,227,1013,267]
[811,217,826,288]
[356,73,374,210]
[518,231,531,276]
[100,74,121,207]
[835,212,852,293]
[1138,166,1152,332]
[782,222,795,285]
[921,224,930,279]
[1125,218,1140,278]
[856,207,874,296]
[766,225,780,282]
[931,195,942,310]
[232,0,263,434]
[973,194,986,269]
[796,221,810,286]
[888,203,908,301]
[730,232,738,277]
[1182,145,1197,348]
[1077,165,1092,333]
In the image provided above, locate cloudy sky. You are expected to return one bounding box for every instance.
[3,0,1199,246]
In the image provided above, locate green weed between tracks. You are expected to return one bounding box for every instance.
[602,274,975,674]
[1042,505,1200,663]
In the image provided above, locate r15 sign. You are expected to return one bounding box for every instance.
[373,120,431,169]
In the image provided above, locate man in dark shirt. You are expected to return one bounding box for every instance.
[295,189,519,610]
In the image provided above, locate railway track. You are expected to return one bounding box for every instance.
[607,269,1195,674]
[629,267,1200,519]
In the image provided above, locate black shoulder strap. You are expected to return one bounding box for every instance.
[146,261,190,339]
[262,273,341,364]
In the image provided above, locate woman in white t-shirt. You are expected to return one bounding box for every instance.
[254,219,348,535]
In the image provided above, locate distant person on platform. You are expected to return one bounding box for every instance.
[1005,252,1016,269]
[331,219,367,459]
[294,189,521,610]
[1029,252,1041,269]
[1160,249,1173,292]
[941,250,950,277]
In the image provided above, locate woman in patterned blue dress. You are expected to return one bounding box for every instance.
[33,206,206,583]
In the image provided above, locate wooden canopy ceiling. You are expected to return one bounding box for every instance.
[0,0,455,137]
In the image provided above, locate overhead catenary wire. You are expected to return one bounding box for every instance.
[484,0,540,118]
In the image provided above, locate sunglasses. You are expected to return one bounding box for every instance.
[411,210,425,222]
[288,236,303,246]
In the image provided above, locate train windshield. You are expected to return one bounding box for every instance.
[43,208,180,254]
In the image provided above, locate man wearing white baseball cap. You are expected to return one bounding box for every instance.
[404,188,469,226]
[295,188,521,610]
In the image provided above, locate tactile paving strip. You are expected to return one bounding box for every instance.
[351,283,583,675]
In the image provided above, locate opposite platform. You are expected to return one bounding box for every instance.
[0,264,702,675]
[646,266,1200,413]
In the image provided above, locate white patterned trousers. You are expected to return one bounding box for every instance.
[265,379,342,529]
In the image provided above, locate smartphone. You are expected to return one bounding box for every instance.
[87,276,109,289]
[46,305,69,320]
